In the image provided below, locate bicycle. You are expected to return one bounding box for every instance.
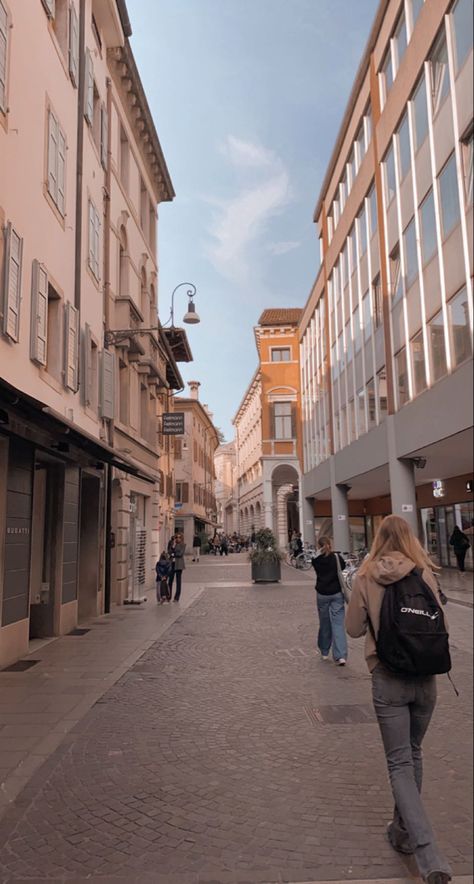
[287,545,317,571]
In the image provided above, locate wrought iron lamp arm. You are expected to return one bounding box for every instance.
[168,282,197,327]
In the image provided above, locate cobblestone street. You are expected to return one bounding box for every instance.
[0,558,472,883]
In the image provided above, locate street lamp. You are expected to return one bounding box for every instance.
[104,281,200,346]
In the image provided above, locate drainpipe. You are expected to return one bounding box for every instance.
[74,0,86,313]
[103,77,113,615]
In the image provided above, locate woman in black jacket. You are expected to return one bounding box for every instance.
[312,536,348,665]
[449,525,470,573]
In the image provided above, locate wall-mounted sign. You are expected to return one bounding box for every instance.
[402,504,413,513]
[162,412,185,435]
[337,514,346,521]
[432,480,445,499]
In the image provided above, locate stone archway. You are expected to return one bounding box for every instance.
[270,464,300,549]
[255,501,262,529]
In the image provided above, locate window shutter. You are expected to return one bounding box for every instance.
[41,0,55,18]
[100,349,115,419]
[82,323,92,405]
[93,205,100,279]
[270,403,276,439]
[57,126,66,216]
[100,103,108,169]
[48,109,59,203]
[64,303,78,390]
[182,482,189,503]
[30,259,48,365]
[291,403,297,439]
[2,222,23,342]
[0,1,8,113]
[84,50,94,124]
[68,3,79,87]
[88,201,94,270]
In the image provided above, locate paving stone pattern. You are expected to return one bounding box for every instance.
[0,577,472,882]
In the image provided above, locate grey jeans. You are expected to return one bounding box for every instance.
[371,665,452,880]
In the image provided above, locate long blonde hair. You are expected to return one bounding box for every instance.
[317,535,332,556]
[358,514,437,577]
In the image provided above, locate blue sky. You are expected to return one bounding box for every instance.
[127,0,378,439]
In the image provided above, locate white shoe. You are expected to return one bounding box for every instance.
[318,651,329,660]
[337,658,347,666]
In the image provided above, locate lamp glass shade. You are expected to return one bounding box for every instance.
[183,300,200,324]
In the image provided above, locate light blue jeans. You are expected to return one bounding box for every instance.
[316,591,348,661]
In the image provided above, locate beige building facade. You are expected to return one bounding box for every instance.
[299,0,473,564]
[0,0,180,667]
[215,441,237,534]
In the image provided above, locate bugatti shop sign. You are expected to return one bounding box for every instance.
[162,412,185,435]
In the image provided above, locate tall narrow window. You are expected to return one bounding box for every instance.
[353,305,361,353]
[368,184,377,237]
[355,124,365,169]
[412,74,429,150]
[119,125,130,192]
[411,330,427,395]
[397,112,411,180]
[372,273,383,327]
[430,31,450,116]
[461,130,473,205]
[403,217,418,288]
[2,223,23,342]
[0,0,8,113]
[452,0,473,73]
[438,153,461,237]
[357,205,367,256]
[419,188,437,264]
[377,367,388,421]
[88,200,100,280]
[428,309,447,381]
[448,287,472,368]
[381,47,393,103]
[357,388,367,436]
[384,142,396,204]
[395,348,409,407]
[389,245,403,303]
[273,402,293,440]
[47,109,66,216]
[367,377,376,429]
[362,290,371,342]
[345,319,353,364]
[394,12,407,71]
[46,283,62,381]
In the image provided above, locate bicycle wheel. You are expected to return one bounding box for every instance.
[296,553,312,571]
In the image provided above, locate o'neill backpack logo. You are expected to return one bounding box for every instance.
[401,606,439,620]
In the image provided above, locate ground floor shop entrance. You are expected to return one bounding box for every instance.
[421,501,473,570]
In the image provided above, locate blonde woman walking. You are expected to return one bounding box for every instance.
[346,515,451,884]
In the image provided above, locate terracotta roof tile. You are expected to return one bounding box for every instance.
[258,308,303,327]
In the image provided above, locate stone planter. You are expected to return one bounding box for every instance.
[251,558,281,583]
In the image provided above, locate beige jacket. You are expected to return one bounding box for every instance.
[345,552,447,672]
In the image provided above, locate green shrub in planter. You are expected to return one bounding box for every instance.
[249,528,283,583]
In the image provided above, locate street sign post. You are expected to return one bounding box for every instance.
[162,412,185,435]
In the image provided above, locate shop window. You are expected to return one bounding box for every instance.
[438,153,461,237]
[395,348,409,407]
[389,244,403,303]
[377,367,388,421]
[420,188,437,264]
[397,112,411,181]
[448,287,472,368]
[384,142,396,204]
[412,73,429,151]
[461,129,473,205]
[428,308,447,382]
[411,330,427,395]
[429,30,450,116]
[271,347,291,362]
[451,0,473,73]
[403,217,418,288]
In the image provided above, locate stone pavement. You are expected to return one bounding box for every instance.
[0,556,472,883]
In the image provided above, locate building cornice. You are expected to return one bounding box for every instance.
[232,368,261,425]
[108,40,175,204]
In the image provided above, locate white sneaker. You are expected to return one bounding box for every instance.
[337,658,347,666]
[318,651,329,661]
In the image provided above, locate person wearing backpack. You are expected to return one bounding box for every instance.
[346,515,451,884]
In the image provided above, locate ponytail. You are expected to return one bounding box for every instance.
[318,535,332,556]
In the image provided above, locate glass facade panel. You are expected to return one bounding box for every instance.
[412,74,429,150]
[404,217,418,288]
[439,153,461,236]
[368,184,377,236]
[384,142,396,203]
[394,13,407,69]
[362,290,371,341]
[411,0,423,26]
[345,320,352,364]
[390,244,403,302]
[452,0,473,72]
[355,125,365,168]
[357,388,367,436]
[462,131,473,205]
[373,273,383,327]
[398,113,411,180]
[430,31,450,116]
[448,287,472,367]
[411,330,427,394]
[428,309,447,381]
[358,205,367,256]
[382,47,393,99]
[395,348,409,406]
[367,377,376,429]
[377,367,388,420]
[353,305,361,353]
[420,188,437,264]
[349,226,357,273]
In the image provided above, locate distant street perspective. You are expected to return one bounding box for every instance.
[0,0,473,881]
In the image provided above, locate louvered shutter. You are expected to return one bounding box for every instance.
[82,323,92,405]
[94,206,100,279]
[100,349,115,419]
[41,0,55,18]
[30,260,48,365]
[2,223,23,342]
[57,127,66,216]
[68,3,79,87]
[64,303,78,390]
[0,1,7,113]
[100,103,108,169]
[48,110,58,203]
[84,50,94,124]
[182,482,189,503]
[291,403,297,439]
[88,201,94,270]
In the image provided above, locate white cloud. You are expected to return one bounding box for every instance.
[267,240,300,256]
[206,136,292,282]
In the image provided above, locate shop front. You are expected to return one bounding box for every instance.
[419,475,473,570]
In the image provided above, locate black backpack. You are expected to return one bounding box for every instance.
[375,568,451,677]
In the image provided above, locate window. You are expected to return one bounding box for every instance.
[348,398,357,442]
[333,197,339,227]
[0,0,9,112]
[41,0,55,18]
[372,274,383,328]
[381,47,393,103]
[412,74,429,150]
[448,287,472,367]
[461,130,473,204]
[438,153,461,236]
[377,367,388,420]
[2,223,23,342]
[397,113,411,181]
[355,124,365,169]
[83,326,98,409]
[339,174,347,213]
[88,200,100,280]
[84,50,94,125]
[100,103,108,169]
[395,348,409,407]
[384,142,396,204]
[394,12,407,71]
[274,402,293,440]
[349,225,357,272]
[367,377,376,429]
[46,283,62,381]
[452,0,473,73]
[428,308,447,381]
[271,347,291,362]
[419,188,437,264]
[348,149,356,190]
[357,205,367,256]
[353,305,361,353]
[364,103,372,150]
[411,330,427,394]
[362,290,371,342]
[47,110,66,216]
[357,388,367,436]
[68,3,79,86]
[345,319,352,364]
[140,384,148,440]
[389,244,403,302]
[410,0,423,27]
[51,0,68,58]
[120,125,129,191]
[430,31,450,116]
[119,359,128,424]
[403,217,418,288]
[368,184,377,237]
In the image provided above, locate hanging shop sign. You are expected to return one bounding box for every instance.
[432,480,445,499]
[162,412,185,435]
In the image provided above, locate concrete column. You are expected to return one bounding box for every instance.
[330,457,351,553]
[263,477,273,530]
[301,495,315,545]
[387,415,418,535]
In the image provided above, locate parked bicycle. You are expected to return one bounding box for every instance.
[287,544,317,571]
